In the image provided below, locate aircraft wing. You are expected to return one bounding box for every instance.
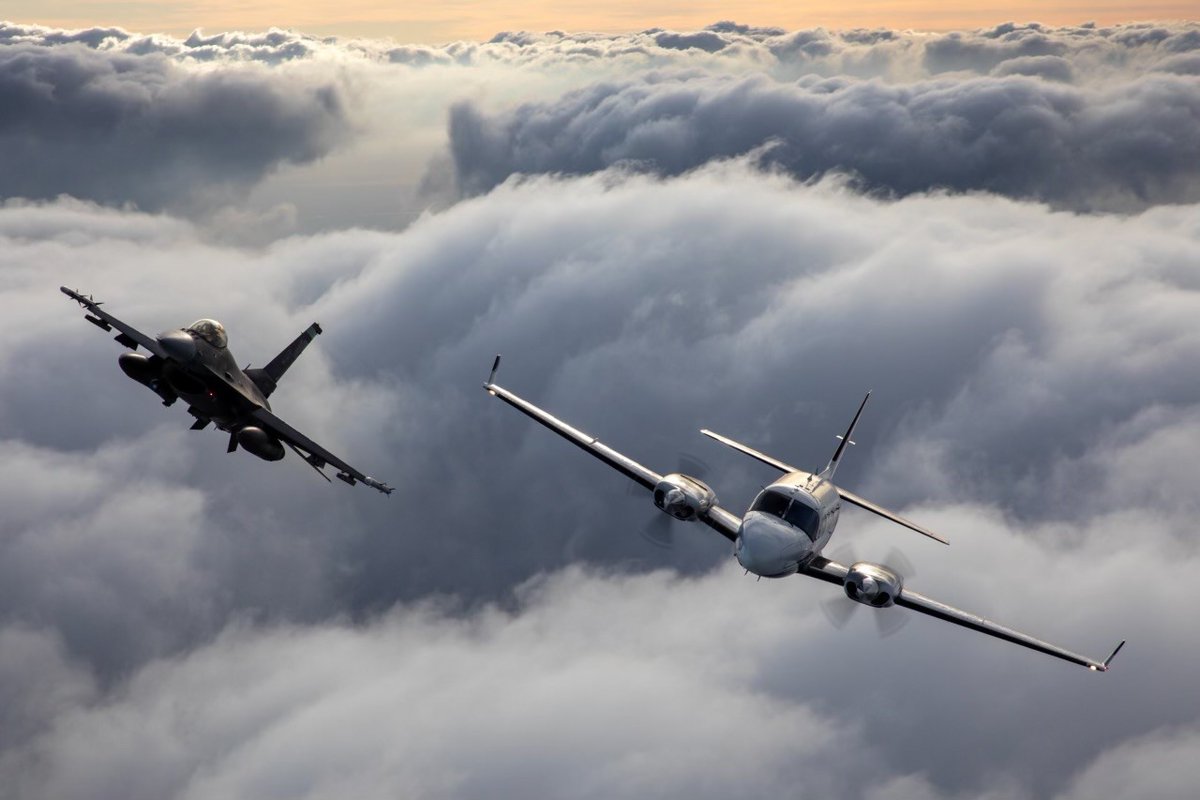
[801,556,1124,671]
[248,407,393,495]
[836,488,949,545]
[484,358,741,543]
[60,286,167,358]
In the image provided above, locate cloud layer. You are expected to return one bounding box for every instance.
[6,20,1198,80]
[3,17,1200,800]
[4,163,1198,668]
[0,547,1193,800]
[445,70,1200,211]
[0,33,351,212]
[4,20,1197,228]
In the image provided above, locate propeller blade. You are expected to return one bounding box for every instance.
[625,452,711,497]
[677,452,710,480]
[821,596,858,629]
[828,543,859,566]
[886,548,915,579]
[875,607,909,638]
[639,515,674,549]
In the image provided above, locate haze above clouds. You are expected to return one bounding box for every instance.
[1,18,1199,800]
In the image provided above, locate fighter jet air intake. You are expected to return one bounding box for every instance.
[61,287,392,494]
[483,355,1123,671]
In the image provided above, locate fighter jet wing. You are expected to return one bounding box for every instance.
[60,286,168,358]
[248,407,393,495]
[802,555,1124,671]
[483,356,741,543]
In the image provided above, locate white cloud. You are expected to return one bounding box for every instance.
[1,18,1198,795]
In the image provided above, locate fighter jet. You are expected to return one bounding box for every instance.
[483,355,1123,671]
[62,287,392,494]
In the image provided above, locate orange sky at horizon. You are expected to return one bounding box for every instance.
[4,1,1197,43]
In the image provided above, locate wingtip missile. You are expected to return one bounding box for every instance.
[364,476,394,495]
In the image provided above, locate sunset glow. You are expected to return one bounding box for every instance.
[6,1,1195,41]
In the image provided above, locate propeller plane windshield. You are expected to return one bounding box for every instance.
[61,287,392,495]
[483,355,1122,672]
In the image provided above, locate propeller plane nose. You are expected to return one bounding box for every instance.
[157,329,197,363]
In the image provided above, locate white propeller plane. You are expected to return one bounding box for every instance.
[484,356,1123,672]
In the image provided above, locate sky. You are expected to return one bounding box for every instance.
[4,1,1198,41]
[1,8,1200,800]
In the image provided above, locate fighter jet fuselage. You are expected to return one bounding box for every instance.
[62,287,392,493]
[113,318,288,459]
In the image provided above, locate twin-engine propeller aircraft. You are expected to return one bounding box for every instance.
[62,287,392,494]
[484,356,1123,672]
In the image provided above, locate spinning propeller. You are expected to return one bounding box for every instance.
[637,453,710,549]
[820,544,914,637]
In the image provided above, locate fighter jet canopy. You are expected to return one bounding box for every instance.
[187,319,227,348]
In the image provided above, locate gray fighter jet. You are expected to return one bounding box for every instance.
[62,287,392,494]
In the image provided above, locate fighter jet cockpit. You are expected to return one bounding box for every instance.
[187,319,228,349]
[749,488,821,541]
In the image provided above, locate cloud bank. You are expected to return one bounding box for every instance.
[5,20,1198,80]
[4,164,1198,672]
[445,70,1200,211]
[0,545,1193,800]
[4,20,1197,228]
[2,16,1200,800]
[0,33,351,212]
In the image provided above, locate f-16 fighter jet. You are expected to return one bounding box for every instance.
[62,287,392,494]
[484,355,1122,671]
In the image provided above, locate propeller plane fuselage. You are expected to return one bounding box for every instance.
[735,473,839,578]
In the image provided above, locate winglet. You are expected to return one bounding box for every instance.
[1093,640,1126,672]
[486,354,502,391]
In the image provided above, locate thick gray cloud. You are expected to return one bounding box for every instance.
[0,538,1191,800]
[444,70,1200,211]
[2,17,1199,800]
[4,20,1196,233]
[4,165,1198,671]
[0,38,350,212]
[2,159,1199,799]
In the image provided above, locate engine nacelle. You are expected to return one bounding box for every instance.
[236,426,285,462]
[653,473,716,521]
[844,562,903,608]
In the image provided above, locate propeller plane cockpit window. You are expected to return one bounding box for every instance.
[750,489,821,540]
[750,489,790,517]
[784,501,821,540]
[187,319,228,348]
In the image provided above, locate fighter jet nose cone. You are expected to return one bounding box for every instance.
[157,329,197,362]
